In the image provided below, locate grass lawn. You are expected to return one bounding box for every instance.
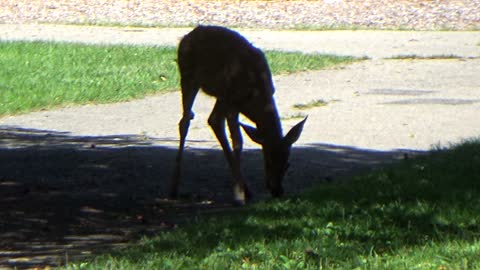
[65,139,480,269]
[0,41,357,117]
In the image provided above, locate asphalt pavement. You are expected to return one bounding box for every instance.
[1,24,479,151]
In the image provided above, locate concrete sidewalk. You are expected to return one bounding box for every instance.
[1,24,479,151]
[1,24,480,59]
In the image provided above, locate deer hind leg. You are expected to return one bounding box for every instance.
[208,101,249,204]
[170,78,199,198]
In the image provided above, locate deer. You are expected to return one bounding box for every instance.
[170,25,307,205]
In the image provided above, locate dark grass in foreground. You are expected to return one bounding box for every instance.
[0,41,357,116]
[67,139,480,269]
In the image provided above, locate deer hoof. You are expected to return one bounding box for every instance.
[245,188,254,201]
[232,198,246,207]
[233,184,247,206]
[270,187,284,198]
[168,189,179,199]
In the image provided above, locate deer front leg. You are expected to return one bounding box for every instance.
[208,102,248,204]
[170,113,193,198]
[227,112,253,200]
[170,79,199,199]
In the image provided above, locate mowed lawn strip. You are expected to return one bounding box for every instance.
[66,139,480,269]
[0,41,357,116]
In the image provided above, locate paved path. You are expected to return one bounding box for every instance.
[1,24,479,151]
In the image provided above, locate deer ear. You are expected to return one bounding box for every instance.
[284,116,307,146]
[240,123,264,145]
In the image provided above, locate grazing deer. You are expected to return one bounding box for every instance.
[170,25,307,204]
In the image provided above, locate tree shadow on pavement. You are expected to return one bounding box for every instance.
[0,126,422,269]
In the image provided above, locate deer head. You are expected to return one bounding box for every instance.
[241,117,307,197]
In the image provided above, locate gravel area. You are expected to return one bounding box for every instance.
[1,0,480,30]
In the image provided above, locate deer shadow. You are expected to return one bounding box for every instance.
[0,126,421,268]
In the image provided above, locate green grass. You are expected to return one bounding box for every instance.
[265,51,357,74]
[293,99,329,109]
[66,139,480,269]
[281,112,308,120]
[0,41,357,116]
[0,42,178,115]
[386,54,465,60]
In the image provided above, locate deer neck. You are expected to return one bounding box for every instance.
[256,102,284,146]
[241,96,284,145]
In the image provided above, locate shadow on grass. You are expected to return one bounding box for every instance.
[0,126,420,268]
[243,138,480,264]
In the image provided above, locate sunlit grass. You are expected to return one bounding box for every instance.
[293,99,329,109]
[0,42,178,116]
[266,51,357,74]
[386,54,464,60]
[0,41,357,117]
[66,139,480,269]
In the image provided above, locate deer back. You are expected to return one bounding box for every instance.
[178,25,275,111]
